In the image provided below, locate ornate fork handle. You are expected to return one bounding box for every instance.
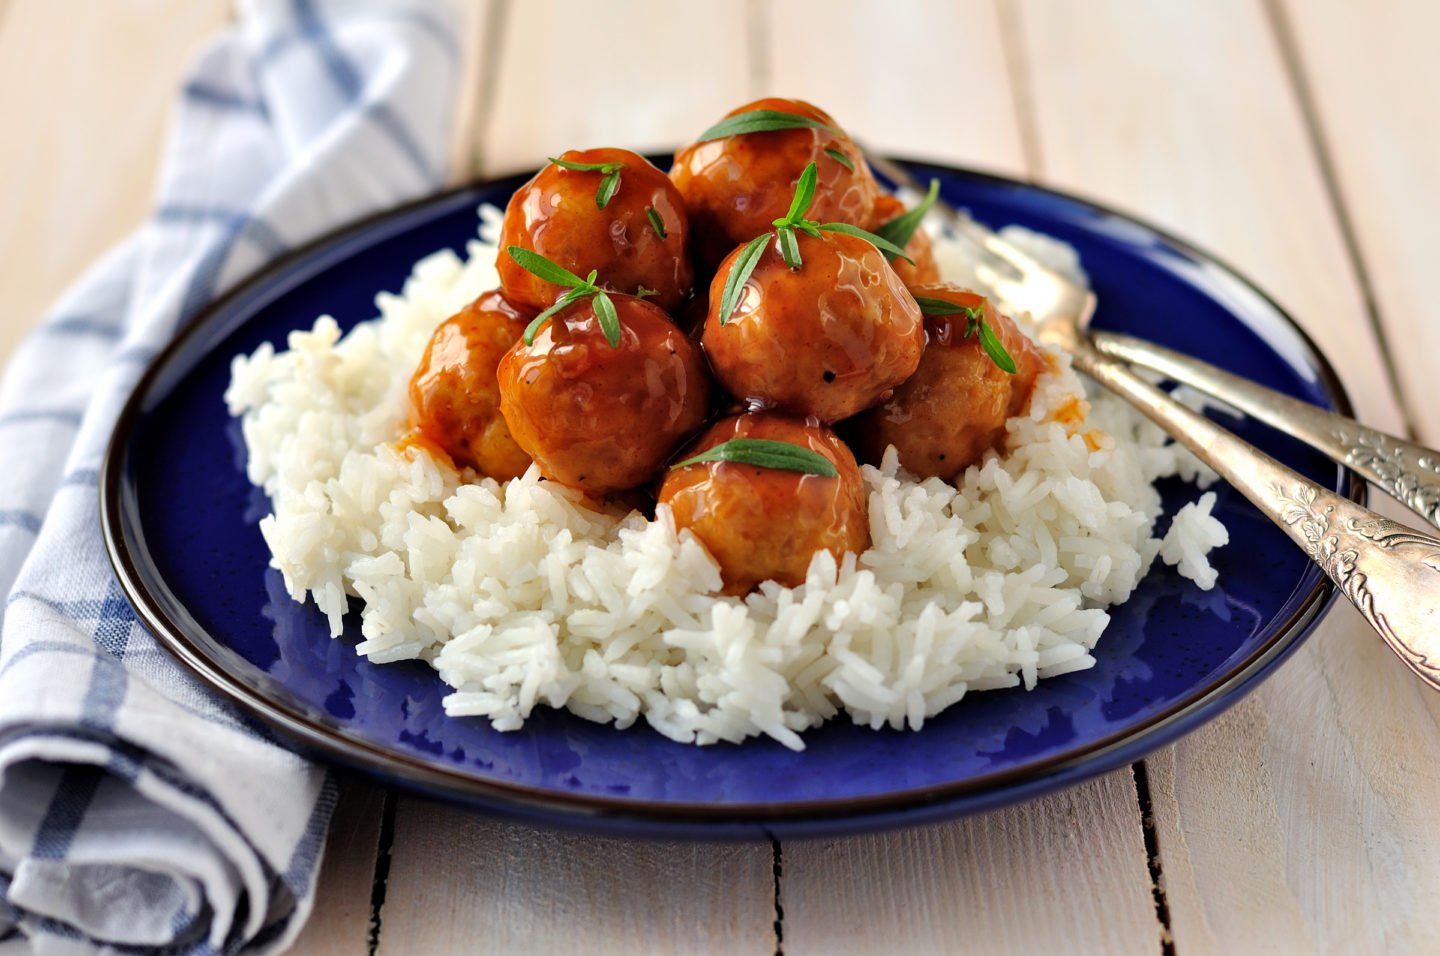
[1092,330,1440,532]
[1043,319,1440,690]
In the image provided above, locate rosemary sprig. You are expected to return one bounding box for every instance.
[913,296,1018,373]
[873,179,940,257]
[695,109,836,142]
[716,234,769,326]
[715,162,916,325]
[823,147,855,171]
[673,438,838,477]
[506,246,622,347]
[549,155,625,209]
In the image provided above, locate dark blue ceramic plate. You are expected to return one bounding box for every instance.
[102,161,1359,839]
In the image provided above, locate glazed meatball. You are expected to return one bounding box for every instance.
[498,148,693,311]
[848,284,1043,480]
[659,413,869,595]
[869,194,941,287]
[407,290,535,480]
[701,229,924,422]
[497,294,709,494]
[671,98,879,266]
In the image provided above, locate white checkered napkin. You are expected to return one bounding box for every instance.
[0,1,459,951]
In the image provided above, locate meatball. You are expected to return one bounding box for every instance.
[498,148,693,311]
[407,290,535,480]
[658,413,869,595]
[671,98,879,266]
[848,284,1044,480]
[701,229,924,422]
[869,194,941,287]
[497,294,709,494]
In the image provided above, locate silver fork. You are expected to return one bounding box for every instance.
[868,153,1440,692]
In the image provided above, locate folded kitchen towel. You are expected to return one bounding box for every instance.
[0,1,460,951]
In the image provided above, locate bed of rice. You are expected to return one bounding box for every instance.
[224,206,1228,751]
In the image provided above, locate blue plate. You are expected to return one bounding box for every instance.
[101,161,1359,839]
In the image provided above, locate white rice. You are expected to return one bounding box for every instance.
[223,206,1227,750]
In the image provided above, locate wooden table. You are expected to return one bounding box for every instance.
[3,1,1438,952]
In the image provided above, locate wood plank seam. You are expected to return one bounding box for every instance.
[468,0,513,179]
[1259,0,1416,436]
[366,790,399,956]
[771,838,785,955]
[995,0,1046,179]
[745,0,772,98]
[1132,762,1177,954]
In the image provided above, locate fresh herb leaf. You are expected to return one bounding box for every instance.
[718,233,770,326]
[913,296,984,319]
[824,147,855,171]
[593,291,621,347]
[507,246,588,288]
[816,222,916,264]
[873,179,940,257]
[912,295,1015,372]
[635,286,658,299]
[777,226,802,270]
[595,170,622,208]
[673,438,839,477]
[522,287,586,345]
[977,318,1018,374]
[695,109,837,142]
[549,156,625,174]
[547,156,626,208]
[508,248,628,348]
[779,162,819,224]
[645,206,667,239]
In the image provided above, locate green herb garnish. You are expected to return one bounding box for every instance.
[549,155,625,209]
[873,179,940,258]
[913,296,1017,373]
[824,147,855,171]
[717,234,770,326]
[695,109,836,142]
[673,438,838,477]
[714,162,917,325]
[506,246,622,347]
[976,318,1018,374]
[912,296,983,319]
[645,206,667,239]
[812,222,912,260]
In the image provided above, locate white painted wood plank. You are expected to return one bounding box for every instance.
[764,0,1028,174]
[288,779,387,956]
[443,0,494,184]
[1011,1,1440,951]
[1273,0,1440,445]
[783,771,1163,956]
[1011,0,1401,431]
[477,0,756,175]
[377,798,776,955]
[0,0,230,370]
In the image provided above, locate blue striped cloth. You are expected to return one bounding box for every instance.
[0,1,458,951]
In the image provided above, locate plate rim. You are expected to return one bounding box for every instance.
[99,159,1364,830]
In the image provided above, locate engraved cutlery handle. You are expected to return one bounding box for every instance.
[1092,330,1440,532]
[1047,322,1440,690]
